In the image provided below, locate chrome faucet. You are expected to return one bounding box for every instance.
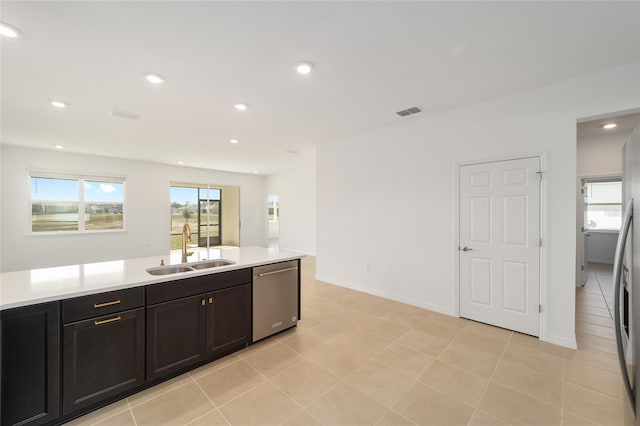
[181,223,194,263]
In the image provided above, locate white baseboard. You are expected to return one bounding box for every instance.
[586,257,613,265]
[545,333,577,350]
[314,274,455,317]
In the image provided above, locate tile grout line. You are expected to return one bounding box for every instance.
[209,350,309,425]
[592,269,614,320]
[240,346,322,426]
[466,330,514,425]
[127,376,194,409]
[125,398,139,426]
[280,311,412,425]
[342,322,423,426]
[80,400,131,426]
[183,408,219,426]
[189,372,231,426]
[376,324,470,425]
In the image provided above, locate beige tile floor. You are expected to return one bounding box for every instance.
[66,258,624,426]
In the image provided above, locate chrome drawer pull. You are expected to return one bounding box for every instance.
[94,299,121,308]
[257,266,298,277]
[94,316,121,326]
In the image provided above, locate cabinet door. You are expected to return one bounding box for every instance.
[147,294,207,380]
[1,302,60,426]
[206,284,251,358]
[62,308,145,415]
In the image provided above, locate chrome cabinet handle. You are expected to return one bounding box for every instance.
[614,200,634,415]
[462,246,473,252]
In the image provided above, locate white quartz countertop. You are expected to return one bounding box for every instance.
[0,246,303,311]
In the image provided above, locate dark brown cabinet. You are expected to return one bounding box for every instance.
[1,302,60,426]
[206,284,251,357]
[146,294,207,380]
[146,275,251,381]
[1,263,289,424]
[62,308,145,415]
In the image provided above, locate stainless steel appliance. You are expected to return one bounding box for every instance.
[252,260,299,342]
[615,128,640,425]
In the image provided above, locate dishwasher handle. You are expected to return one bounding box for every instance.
[257,266,298,277]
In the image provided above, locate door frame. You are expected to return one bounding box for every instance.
[453,152,548,340]
[576,173,621,287]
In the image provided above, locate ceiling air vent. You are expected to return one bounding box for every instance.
[110,109,139,120]
[396,106,423,117]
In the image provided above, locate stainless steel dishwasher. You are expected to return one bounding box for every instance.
[253,260,299,342]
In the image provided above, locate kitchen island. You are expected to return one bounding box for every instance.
[0,246,303,426]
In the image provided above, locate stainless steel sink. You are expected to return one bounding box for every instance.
[146,259,234,275]
[190,259,235,270]
[146,265,195,275]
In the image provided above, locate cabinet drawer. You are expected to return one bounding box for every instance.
[146,268,251,305]
[63,287,144,323]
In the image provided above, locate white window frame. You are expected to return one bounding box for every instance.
[584,177,622,232]
[29,171,127,235]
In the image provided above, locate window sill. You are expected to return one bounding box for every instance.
[587,229,620,234]
[27,230,127,237]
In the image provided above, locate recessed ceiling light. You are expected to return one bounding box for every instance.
[234,103,248,111]
[50,100,68,108]
[230,139,239,144]
[296,62,313,75]
[253,170,259,174]
[177,161,184,165]
[145,73,165,84]
[0,22,22,38]
[53,144,64,150]
[603,123,617,129]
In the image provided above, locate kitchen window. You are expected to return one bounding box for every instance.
[30,174,125,233]
[584,178,622,231]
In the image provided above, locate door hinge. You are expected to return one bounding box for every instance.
[539,238,542,247]
[581,265,584,271]
[536,171,543,181]
[538,304,542,313]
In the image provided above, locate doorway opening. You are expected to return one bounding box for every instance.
[268,194,280,249]
[169,182,240,257]
[575,109,640,352]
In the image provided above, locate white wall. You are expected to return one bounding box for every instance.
[587,231,618,264]
[577,132,626,177]
[266,147,316,255]
[316,61,640,349]
[0,145,266,272]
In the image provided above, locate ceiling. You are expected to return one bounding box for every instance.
[3,2,640,175]
[577,111,640,139]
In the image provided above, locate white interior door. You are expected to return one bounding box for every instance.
[459,157,541,336]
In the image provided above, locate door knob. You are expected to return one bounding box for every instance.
[462,246,473,251]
